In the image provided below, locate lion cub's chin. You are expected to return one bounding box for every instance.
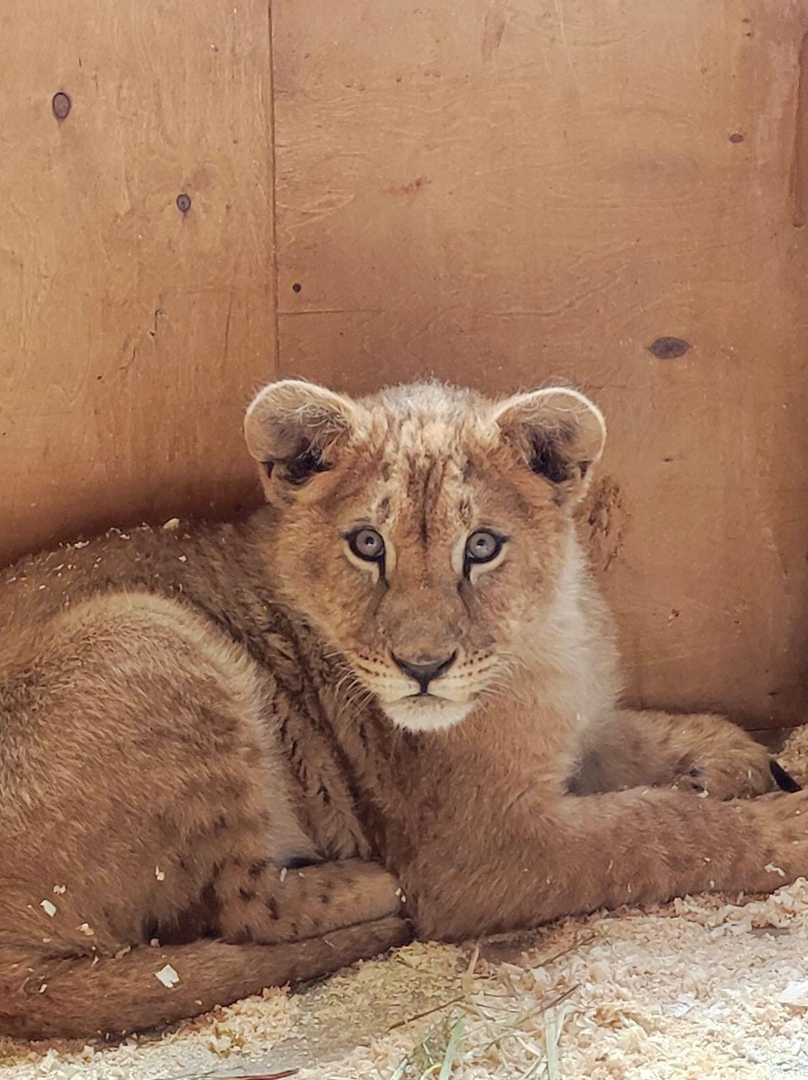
[382,698,476,733]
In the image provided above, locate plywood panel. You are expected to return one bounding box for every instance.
[0,0,275,566]
[273,0,808,728]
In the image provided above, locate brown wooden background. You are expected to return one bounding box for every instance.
[2,0,808,731]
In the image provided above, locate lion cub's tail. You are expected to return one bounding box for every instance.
[0,916,409,1041]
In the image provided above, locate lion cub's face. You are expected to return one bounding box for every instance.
[245,380,605,733]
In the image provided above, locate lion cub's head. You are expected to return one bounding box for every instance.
[244,379,605,733]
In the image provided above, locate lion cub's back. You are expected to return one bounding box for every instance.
[0,521,250,637]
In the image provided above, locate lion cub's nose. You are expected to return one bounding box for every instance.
[392,652,458,694]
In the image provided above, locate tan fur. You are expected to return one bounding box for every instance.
[0,378,803,1041]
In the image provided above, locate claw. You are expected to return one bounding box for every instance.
[771,760,802,793]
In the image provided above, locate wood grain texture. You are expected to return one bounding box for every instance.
[273,0,808,728]
[0,0,275,565]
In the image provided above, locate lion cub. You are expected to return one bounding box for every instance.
[0,379,804,1041]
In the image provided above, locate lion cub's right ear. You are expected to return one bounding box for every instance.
[244,380,362,502]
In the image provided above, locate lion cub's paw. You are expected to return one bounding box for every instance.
[673,737,778,800]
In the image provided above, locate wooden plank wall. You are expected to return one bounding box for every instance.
[272,0,808,730]
[0,1,274,565]
[2,0,808,730]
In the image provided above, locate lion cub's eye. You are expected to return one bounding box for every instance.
[465,530,505,565]
[347,526,385,563]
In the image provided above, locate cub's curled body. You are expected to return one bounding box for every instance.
[0,379,804,1041]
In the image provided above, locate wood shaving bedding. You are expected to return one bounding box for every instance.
[5,727,808,1080]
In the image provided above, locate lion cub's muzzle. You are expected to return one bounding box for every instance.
[391,651,458,695]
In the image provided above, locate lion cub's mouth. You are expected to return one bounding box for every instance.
[346,652,492,732]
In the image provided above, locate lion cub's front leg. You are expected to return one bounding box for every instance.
[569,708,795,799]
[401,785,808,942]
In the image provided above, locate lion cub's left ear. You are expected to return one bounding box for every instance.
[491,387,606,505]
[244,379,362,501]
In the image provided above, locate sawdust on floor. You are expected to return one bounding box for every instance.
[5,727,808,1080]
